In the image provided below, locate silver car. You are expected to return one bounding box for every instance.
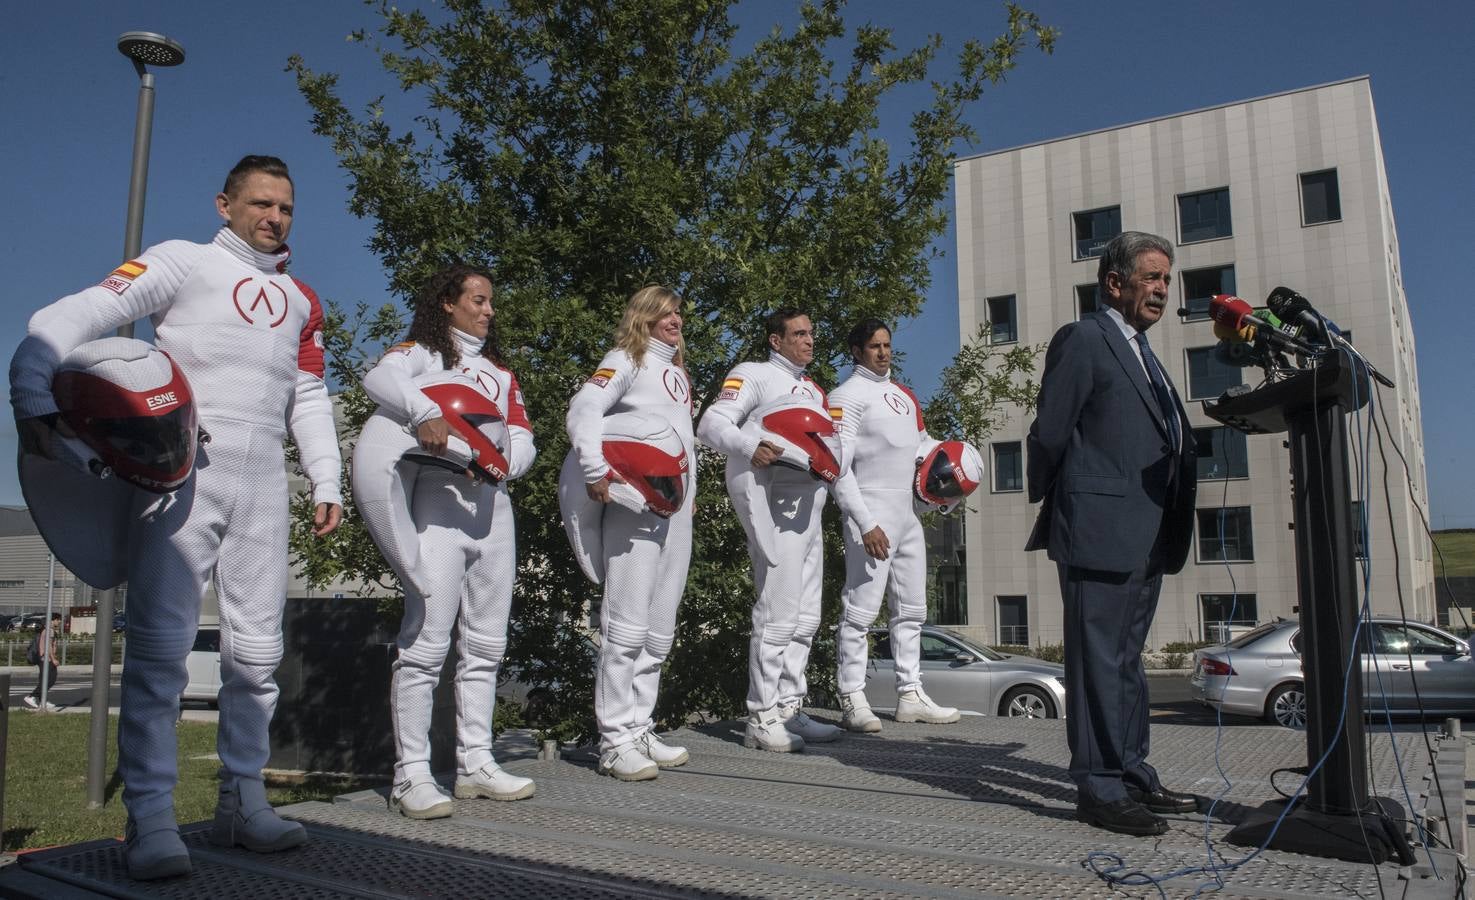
[1189,617,1475,727]
[861,625,1067,718]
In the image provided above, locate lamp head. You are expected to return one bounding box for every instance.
[117,31,185,69]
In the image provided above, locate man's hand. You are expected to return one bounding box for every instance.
[751,439,783,468]
[416,417,451,456]
[313,503,342,537]
[861,525,890,560]
[586,470,627,503]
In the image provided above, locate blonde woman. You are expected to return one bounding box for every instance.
[564,286,695,780]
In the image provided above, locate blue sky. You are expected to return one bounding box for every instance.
[4,1,1472,527]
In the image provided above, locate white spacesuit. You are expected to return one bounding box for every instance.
[354,330,537,817]
[697,351,841,751]
[8,227,342,872]
[829,366,959,731]
[565,338,695,780]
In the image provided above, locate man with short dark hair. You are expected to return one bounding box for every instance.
[9,155,342,879]
[698,310,843,751]
[1025,230,1198,836]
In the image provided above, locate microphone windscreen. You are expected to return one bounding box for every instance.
[1212,318,1256,343]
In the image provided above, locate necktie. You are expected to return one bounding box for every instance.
[1134,331,1181,452]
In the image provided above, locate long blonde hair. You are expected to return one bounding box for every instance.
[614,285,685,367]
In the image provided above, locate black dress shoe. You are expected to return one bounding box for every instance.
[1127,785,1199,814]
[1076,798,1168,836]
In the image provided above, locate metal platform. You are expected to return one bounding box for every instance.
[2,715,1465,898]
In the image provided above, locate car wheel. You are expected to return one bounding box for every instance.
[1265,682,1306,728]
[1001,685,1056,719]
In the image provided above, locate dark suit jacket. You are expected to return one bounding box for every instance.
[1024,310,1197,575]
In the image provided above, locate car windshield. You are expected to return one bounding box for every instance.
[1224,622,1285,649]
[936,628,1006,661]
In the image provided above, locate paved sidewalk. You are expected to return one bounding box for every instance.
[0,714,1464,898]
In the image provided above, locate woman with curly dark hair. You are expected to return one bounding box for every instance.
[352,263,537,819]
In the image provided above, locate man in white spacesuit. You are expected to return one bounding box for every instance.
[697,309,843,752]
[829,319,960,732]
[9,156,342,880]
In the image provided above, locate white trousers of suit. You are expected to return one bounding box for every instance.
[391,470,516,781]
[595,500,692,752]
[732,469,826,715]
[835,488,926,694]
[119,420,289,819]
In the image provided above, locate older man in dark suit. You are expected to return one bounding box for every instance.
[1025,230,1198,837]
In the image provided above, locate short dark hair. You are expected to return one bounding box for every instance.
[1096,230,1173,294]
[222,155,293,196]
[764,308,808,341]
[846,318,891,354]
[49,613,62,622]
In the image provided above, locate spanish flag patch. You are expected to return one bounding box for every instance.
[385,340,416,357]
[828,407,844,421]
[100,259,147,295]
[588,367,616,388]
[718,376,743,401]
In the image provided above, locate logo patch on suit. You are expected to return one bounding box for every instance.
[718,377,743,401]
[663,369,690,404]
[232,277,290,327]
[588,367,616,387]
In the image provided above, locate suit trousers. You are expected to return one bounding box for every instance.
[1058,539,1166,807]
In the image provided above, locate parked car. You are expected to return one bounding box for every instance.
[0,615,21,632]
[861,625,1066,718]
[1189,617,1475,727]
[182,625,221,705]
[113,613,127,633]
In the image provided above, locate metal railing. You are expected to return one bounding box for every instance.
[997,624,1030,645]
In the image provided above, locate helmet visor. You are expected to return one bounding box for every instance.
[92,407,195,475]
[922,453,967,500]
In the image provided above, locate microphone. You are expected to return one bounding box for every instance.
[1208,295,1316,356]
[1266,286,1331,346]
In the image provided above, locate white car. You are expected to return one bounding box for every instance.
[861,625,1067,718]
[182,625,221,704]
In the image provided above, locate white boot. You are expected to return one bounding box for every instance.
[389,774,454,820]
[454,761,535,801]
[895,687,961,724]
[209,777,307,852]
[598,743,659,781]
[125,808,192,881]
[839,691,882,733]
[744,708,804,752]
[780,705,841,743]
[636,730,689,768]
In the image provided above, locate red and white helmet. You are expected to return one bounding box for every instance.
[914,440,983,514]
[601,412,688,517]
[403,371,510,482]
[52,337,199,493]
[741,394,843,483]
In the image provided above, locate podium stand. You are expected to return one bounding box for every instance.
[1204,353,1414,864]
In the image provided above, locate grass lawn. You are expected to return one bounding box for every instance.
[1433,531,1475,578]
[3,711,370,852]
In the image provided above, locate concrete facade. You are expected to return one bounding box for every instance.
[950,77,1433,651]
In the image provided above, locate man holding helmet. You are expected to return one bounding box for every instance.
[829,318,978,732]
[8,156,342,880]
[698,309,843,752]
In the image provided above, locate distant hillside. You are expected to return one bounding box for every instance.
[1433,530,1475,578]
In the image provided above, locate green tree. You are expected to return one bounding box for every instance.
[288,0,1054,739]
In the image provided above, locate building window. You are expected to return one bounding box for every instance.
[1193,426,1248,480]
[997,595,1029,645]
[1185,346,1246,400]
[924,514,968,626]
[1200,593,1257,642]
[1300,169,1341,225]
[1073,205,1121,259]
[987,294,1018,344]
[992,441,1023,492]
[1179,264,1236,322]
[0,579,22,589]
[1075,283,1099,319]
[1351,500,1369,559]
[1179,187,1233,243]
[1197,507,1254,562]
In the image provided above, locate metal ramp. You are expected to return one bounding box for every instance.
[2,716,1464,898]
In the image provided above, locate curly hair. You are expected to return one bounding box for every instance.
[404,264,503,369]
[614,285,684,368]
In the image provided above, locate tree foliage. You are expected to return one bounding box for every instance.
[288,0,1054,739]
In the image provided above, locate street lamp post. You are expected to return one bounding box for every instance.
[86,30,185,811]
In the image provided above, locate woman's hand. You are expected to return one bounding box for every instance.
[416,417,450,456]
[586,470,627,503]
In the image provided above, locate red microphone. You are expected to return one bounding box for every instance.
[1209,294,1259,343]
